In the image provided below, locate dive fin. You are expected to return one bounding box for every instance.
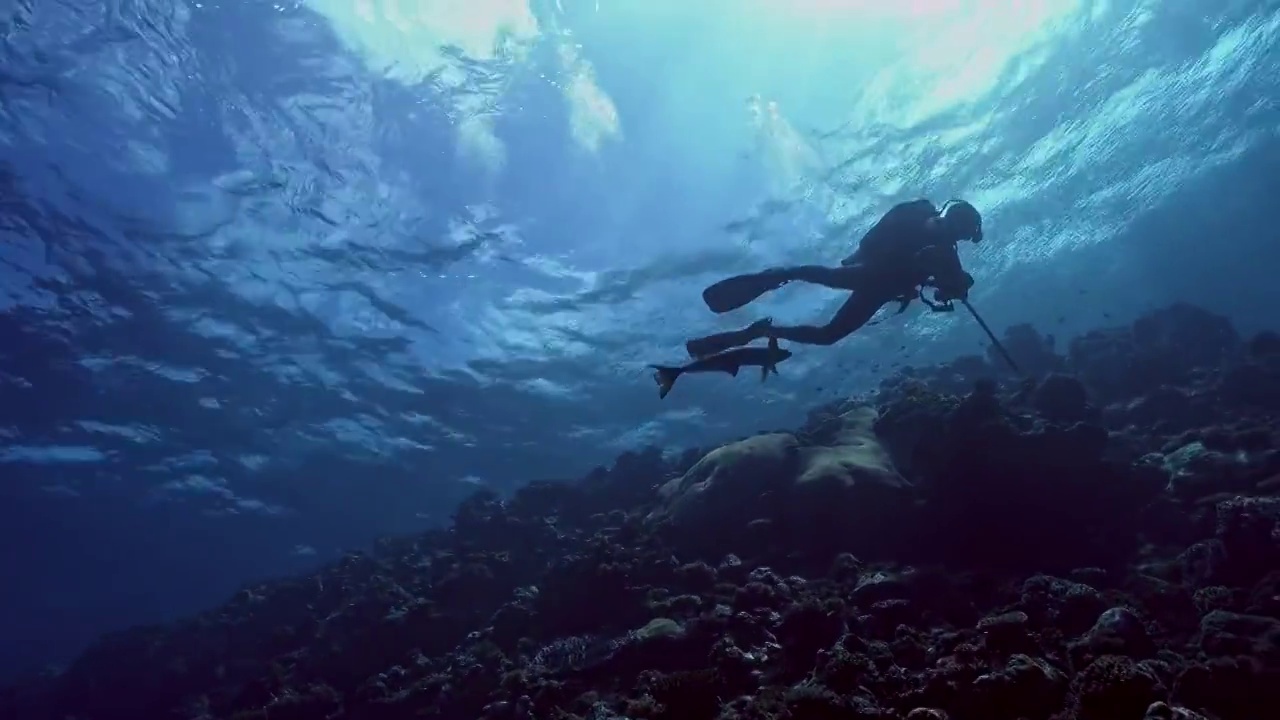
[649,365,682,400]
[702,271,788,314]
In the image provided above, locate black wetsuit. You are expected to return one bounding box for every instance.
[686,198,974,356]
[843,199,967,287]
[770,199,972,345]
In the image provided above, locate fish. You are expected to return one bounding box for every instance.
[650,336,792,400]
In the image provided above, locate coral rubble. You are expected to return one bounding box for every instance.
[3,302,1279,720]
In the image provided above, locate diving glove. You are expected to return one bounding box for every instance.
[934,272,974,302]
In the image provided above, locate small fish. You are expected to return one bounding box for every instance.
[650,337,792,400]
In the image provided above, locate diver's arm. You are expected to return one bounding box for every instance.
[924,244,973,301]
[920,286,956,312]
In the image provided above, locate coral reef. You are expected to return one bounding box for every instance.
[3,302,1279,720]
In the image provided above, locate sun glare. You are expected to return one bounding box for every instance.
[749,0,1078,38]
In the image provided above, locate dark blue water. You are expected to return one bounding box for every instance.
[2,0,1279,681]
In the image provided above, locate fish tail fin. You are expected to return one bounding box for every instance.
[649,365,682,399]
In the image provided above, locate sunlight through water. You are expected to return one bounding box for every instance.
[4,0,1280,682]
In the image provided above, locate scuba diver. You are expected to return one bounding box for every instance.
[686,198,983,358]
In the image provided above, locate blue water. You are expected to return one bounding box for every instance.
[2,0,1279,681]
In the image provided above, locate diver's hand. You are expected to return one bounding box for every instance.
[925,295,956,312]
[919,287,954,313]
[934,272,974,302]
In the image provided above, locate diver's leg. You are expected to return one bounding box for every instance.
[686,292,884,357]
[685,318,774,358]
[702,264,866,314]
[775,264,866,291]
[767,292,884,347]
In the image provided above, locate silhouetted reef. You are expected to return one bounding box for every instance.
[4,302,1280,720]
